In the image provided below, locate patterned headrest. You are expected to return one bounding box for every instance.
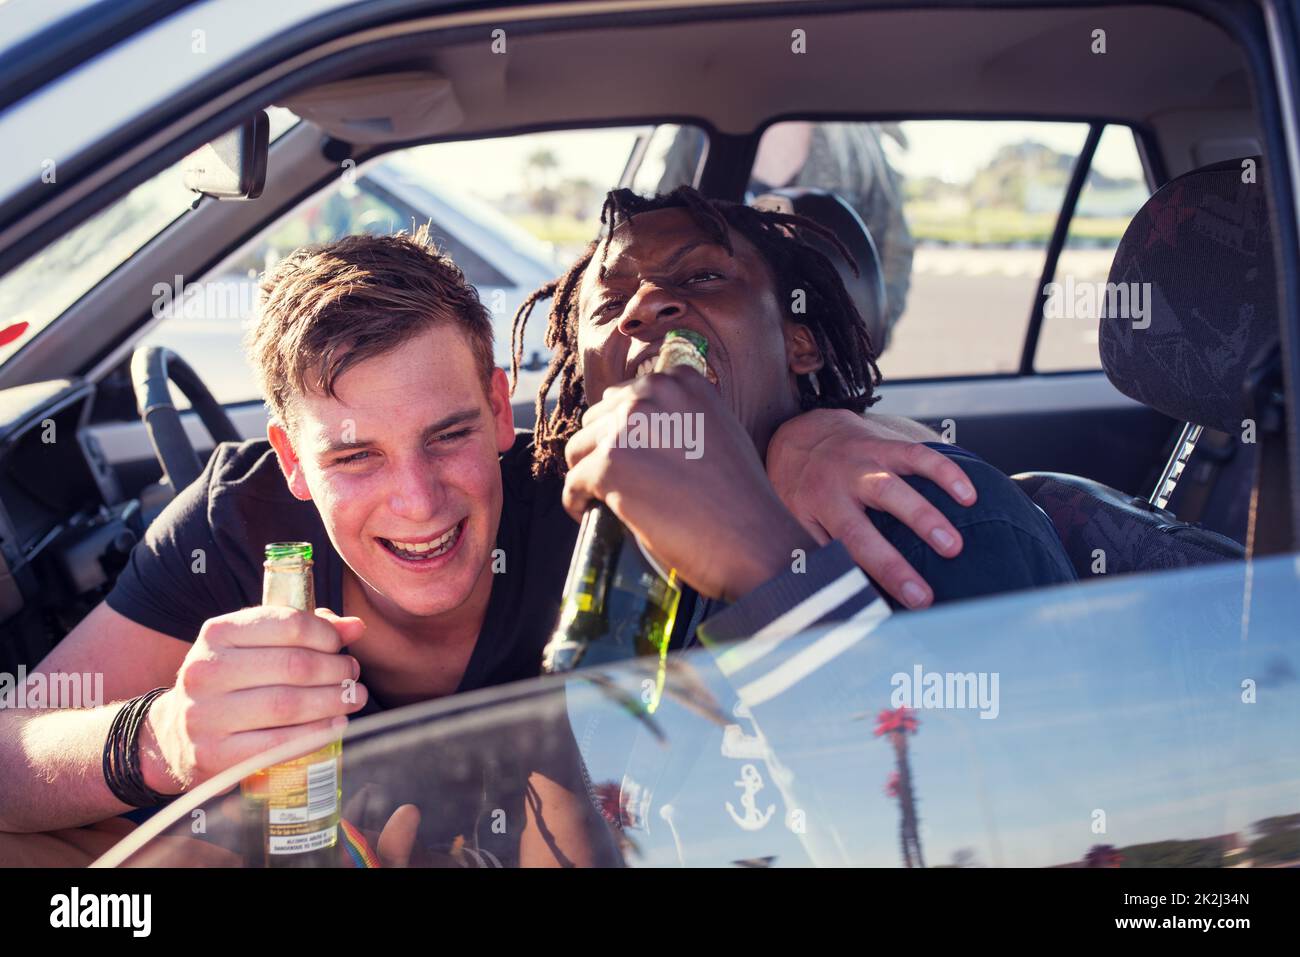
[1099,158,1279,433]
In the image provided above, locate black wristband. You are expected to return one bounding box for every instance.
[102,687,175,809]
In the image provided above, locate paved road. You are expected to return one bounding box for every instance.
[882,247,1112,379]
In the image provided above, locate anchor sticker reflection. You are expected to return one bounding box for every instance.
[726,764,776,831]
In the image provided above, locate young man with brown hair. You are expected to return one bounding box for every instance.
[0,228,590,864]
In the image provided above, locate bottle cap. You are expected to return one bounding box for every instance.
[265,542,313,562]
[656,330,710,376]
[664,328,708,357]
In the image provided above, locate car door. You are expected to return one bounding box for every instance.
[98,549,1300,869]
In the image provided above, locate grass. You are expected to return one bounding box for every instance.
[504,205,1132,253]
[905,201,1131,245]
[513,214,602,248]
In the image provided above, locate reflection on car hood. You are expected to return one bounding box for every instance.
[96,554,1300,868]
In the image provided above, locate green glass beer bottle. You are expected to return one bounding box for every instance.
[541,330,709,711]
[241,542,343,867]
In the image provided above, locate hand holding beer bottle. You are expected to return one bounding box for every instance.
[240,542,346,867]
[140,553,368,863]
[542,331,709,694]
[553,329,818,665]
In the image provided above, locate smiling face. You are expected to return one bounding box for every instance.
[268,323,515,625]
[575,207,823,450]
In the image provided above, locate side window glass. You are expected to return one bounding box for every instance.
[1037,126,1152,371]
[749,121,1091,378]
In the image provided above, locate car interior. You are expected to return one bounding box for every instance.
[0,1,1293,684]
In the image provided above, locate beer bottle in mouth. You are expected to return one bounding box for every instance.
[541,330,709,712]
[241,542,343,867]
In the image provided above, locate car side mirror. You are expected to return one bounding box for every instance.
[183,111,269,200]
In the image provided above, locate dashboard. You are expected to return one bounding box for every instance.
[0,378,140,672]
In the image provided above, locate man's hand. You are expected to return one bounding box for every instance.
[141,606,368,794]
[765,408,978,609]
[341,787,424,867]
[563,368,816,601]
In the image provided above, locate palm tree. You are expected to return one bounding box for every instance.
[874,706,925,867]
[524,149,560,216]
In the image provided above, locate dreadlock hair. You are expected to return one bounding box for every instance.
[511,185,883,479]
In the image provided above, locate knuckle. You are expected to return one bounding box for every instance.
[910,503,942,529]
[200,617,232,646]
[260,604,295,625]
[874,557,912,585]
[177,654,217,692]
[864,471,900,500]
[626,391,654,416]
[936,458,963,480]
[268,686,297,725]
[316,618,343,652]
[300,718,333,741]
[837,519,878,552]
[564,438,581,467]
[281,647,313,684]
[282,609,307,645]
[945,465,973,492]
[902,442,932,468]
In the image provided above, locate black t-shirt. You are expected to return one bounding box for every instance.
[106,431,579,707]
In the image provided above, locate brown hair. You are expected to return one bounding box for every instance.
[247,224,495,430]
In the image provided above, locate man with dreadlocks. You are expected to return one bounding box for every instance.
[507,185,1075,862]
[512,185,1076,622]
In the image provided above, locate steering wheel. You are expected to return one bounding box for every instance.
[130,346,242,492]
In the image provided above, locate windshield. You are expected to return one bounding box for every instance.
[0,106,299,366]
[96,555,1300,868]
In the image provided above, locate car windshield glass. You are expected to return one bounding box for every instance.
[98,556,1300,868]
[0,107,299,366]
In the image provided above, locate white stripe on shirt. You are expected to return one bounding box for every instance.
[735,598,892,707]
[713,567,870,678]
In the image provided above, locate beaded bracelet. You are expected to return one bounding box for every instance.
[102,687,175,808]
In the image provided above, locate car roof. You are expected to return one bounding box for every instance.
[280,5,1246,156]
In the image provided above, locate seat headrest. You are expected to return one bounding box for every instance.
[751,188,888,354]
[1100,157,1279,433]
